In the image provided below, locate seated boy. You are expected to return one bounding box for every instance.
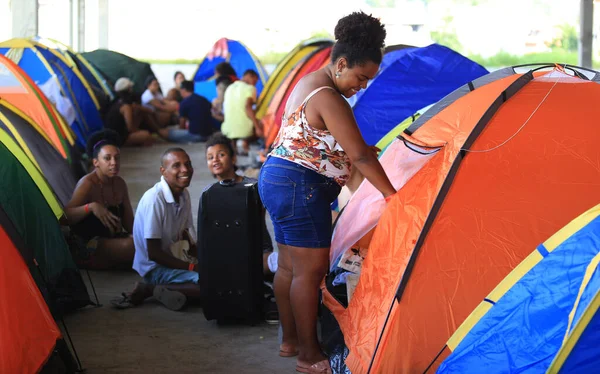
[166,80,214,144]
[112,148,200,311]
[202,133,279,322]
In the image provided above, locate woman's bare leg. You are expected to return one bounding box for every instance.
[124,130,154,147]
[274,244,298,354]
[289,245,330,366]
[156,110,174,128]
[86,236,135,270]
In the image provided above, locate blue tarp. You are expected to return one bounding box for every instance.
[193,39,268,102]
[349,44,488,146]
[0,46,103,147]
[438,214,600,373]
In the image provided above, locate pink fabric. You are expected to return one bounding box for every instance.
[329,138,440,270]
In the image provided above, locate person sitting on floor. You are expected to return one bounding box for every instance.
[202,133,279,322]
[105,77,169,146]
[221,69,263,155]
[211,76,233,124]
[173,71,185,90]
[65,130,135,270]
[141,76,179,127]
[112,148,199,311]
[166,88,183,103]
[166,80,214,144]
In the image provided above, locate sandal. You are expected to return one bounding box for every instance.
[110,293,138,309]
[296,359,332,374]
[153,286,187,311]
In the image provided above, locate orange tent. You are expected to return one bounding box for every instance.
[0,215,62,373]
[323,65,600,373]
[0,54,71,159]
[260,45,332,150]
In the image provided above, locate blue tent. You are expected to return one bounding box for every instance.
[193,38,268,102]
[438,203,600,373]
[0,39,104,147]
[348,44,488,146]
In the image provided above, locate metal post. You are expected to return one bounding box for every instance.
[69,0,74,47]
[579,0,594,68]
[77,0,85,52]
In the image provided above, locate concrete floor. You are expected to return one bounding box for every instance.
[63,142,297,374]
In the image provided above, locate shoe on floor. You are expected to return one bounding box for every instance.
[153,286,187,311]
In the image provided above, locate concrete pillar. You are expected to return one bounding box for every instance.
[11,0,38,38]
[69,0,74,47]
[98,0,109,49]
[579,0,594,68]
[77,0,85,52]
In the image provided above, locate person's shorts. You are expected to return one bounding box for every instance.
[144,265,199,285]
[70,234,100,268]
[258,156,341,248]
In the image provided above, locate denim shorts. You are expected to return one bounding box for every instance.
[258,157,341,248]
[144,265,199,285]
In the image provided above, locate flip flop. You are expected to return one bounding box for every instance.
[295,359,332,374]
[153,286,187,311]
[110,293,137,309]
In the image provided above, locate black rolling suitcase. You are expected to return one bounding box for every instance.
[198,179,264,325]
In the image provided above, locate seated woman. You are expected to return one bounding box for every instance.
[203,133,279,322]
[65,130,136,270]
[141,76,179,128]
[173,71,185,90]
[211,76,233,124]
[106,78,169,145]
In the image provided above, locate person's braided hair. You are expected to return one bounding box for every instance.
[331,11,387,67]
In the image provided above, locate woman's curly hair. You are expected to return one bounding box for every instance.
[86,129,121,159]
[331,11,386,67]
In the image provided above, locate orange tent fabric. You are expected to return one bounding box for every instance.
[261,46,332,149]
[0,54,68,158]
[323,66,600,373]
[0,224,61,373]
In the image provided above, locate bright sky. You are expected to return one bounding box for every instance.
[0,0,586,60]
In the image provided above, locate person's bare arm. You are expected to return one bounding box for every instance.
[179,116,187,130]
[65,178,120,230]
[65,178,94,224]
[211,101,224,122]
[147,239,190,270]
[149,98,176,113]
[120,179,135,233]
[315,90,395,197]
[120,104,138,132]
[245,97,259,127]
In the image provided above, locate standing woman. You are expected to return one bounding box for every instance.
[258,11,396,374]
[65,130,136,270]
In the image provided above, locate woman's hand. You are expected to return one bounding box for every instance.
[90,202,121,233]
[369,145,381,157]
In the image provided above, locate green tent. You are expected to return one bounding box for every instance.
[0,102,77,206]
[0,128,90,316]
[81,49,157,96]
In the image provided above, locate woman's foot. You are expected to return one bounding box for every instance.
[296,355,331,374]
[279,342,299,357]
